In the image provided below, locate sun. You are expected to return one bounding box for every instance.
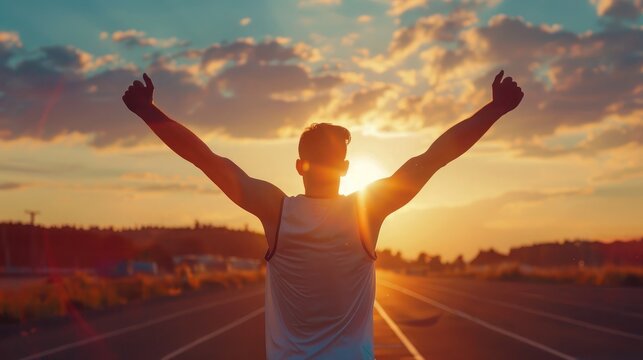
[340,156,388,195]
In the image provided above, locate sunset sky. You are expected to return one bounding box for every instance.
[1,0,641,260]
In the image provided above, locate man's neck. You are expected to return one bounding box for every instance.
[303,181,340,199]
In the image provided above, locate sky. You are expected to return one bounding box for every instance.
[0,0,641,260]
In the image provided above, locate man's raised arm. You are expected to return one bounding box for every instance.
[361,70,524,220]
[122,74,285,224]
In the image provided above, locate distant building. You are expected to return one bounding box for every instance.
[173,254,228,273]
[228,256,261,271]
[105,260,158,277]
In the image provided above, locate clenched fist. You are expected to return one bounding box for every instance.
[122,73,155,115]
[491,70,524,114]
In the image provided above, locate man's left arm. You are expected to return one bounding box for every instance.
[359,70,524,222]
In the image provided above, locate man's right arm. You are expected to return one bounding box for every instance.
[359,70,523,222]
[122,74,285,225]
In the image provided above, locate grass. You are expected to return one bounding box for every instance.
[0,270,264,323]
[449,263,643,286]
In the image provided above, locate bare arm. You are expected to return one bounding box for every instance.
[122,74,285,223]
[361,70,524,220]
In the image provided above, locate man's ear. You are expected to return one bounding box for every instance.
[296,159,308,175]
[340,160,349,176]
[296,159,303,175]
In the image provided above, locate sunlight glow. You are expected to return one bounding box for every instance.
[340,156,388,195]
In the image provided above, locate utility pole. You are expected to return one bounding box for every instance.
[25,210,40,272]
[1,225,10,272]
[25,210,40,226]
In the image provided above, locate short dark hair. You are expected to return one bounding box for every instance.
[298,123,351,166]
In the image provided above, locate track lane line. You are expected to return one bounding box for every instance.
[160,307,265,360]
[19,290,264,360]
[422,282,643,341]
[374,300,425,360]
[519,292,643,320]
[380,280,577,360]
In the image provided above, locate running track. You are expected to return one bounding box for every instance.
[2,271,643,359]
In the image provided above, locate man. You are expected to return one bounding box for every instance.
[122,70,523,359]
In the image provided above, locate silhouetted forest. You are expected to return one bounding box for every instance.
[470,239,643,267]
[0,222,266,271]
[376,239,643,271]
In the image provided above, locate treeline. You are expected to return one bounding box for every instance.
[376,238,643,272]
[0,222,266,271]
[471,239,643,267]
[376,249,466,272]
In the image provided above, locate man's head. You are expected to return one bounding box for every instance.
[296,123,351,182]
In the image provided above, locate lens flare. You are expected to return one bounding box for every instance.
[340,156,387,195]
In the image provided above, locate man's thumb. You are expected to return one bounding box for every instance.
[493,70,504,87]
[143,73,154,91]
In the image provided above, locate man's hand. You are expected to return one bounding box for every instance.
[122,73,154,115]
[491,70,524,114]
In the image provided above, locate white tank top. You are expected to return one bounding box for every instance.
[265,193,377,360]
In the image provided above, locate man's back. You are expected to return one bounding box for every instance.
[265,194,376,360]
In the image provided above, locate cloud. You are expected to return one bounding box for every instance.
[298,0,341,6]
[136,183,219,194]
[0,160,86,175]
[356,15,373,24]
[590,0,642,21]
[373,13,643,158]
[240,17,252,26]
[341,33,359,46]
[355,10,477,72]
[189,62,341,137]
[388,0,427,17]
[397,69,417,86]
[458,16,642,142]
[2,7,640,157]
[0,182,25,190]
[117,172,221,194]
[333,86,391,119]
[199,38,321,73]
[100,29,188,48]
[0,31,22,49]
[518,123,643,157]
[38,46,118,73]
[593,164,643,182]
[0,34,347,146]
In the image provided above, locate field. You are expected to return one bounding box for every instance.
[0,271,264,323]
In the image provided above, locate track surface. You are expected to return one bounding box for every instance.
[2,271,643,359]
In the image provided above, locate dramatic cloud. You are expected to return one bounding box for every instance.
[189,62,342,137]
[0,36,345,146]
[371,13,643,157]
[1,4,640,158]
